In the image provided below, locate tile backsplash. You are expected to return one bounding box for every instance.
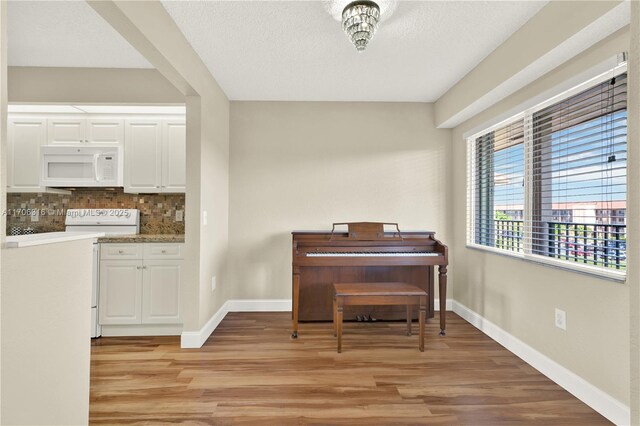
[6,189,185,235]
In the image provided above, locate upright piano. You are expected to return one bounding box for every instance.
[291,222,448,338]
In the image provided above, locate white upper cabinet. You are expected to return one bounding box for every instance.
[47,118,86,144]
[86,119,124,144]
[7,110,184,193]
[124,119,186,194]
[162,121,186,193]
[124,120,163,193]
[48,118,123,145]
[7,118,47,192]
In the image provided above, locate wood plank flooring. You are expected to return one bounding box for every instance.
[90,312,610,425]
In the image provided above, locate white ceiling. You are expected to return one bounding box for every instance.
[7,0,152,69]
[162,1,548,102]
[7,0,549,102]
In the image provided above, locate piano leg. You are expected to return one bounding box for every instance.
[333,297,337,337]
[419,295,426,351]
[406,304,412,336]
[292,271,300,338]
[336,298,344,353]
[439,265,448,336]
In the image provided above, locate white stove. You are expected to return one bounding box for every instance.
[65,209,140,338]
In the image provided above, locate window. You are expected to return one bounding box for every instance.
[470,119,524,252]
[467,69,627,278]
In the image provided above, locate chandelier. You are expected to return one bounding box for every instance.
[342,1,380,52]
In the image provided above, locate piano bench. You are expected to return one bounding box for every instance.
[332,282,428,353]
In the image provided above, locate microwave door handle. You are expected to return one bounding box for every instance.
[93,154,100,182]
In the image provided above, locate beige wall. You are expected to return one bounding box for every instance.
[450,29,630,404]
[228,102,451,300]
[1,240,94,425]
[8,66,183,104]
[191,95,230,329]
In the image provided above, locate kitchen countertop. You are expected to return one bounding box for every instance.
[5,231,105,248]
[98,234,185,243]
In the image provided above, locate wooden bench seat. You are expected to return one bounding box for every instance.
[333,282,428,353]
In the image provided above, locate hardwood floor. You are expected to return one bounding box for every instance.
[90,312,610,425]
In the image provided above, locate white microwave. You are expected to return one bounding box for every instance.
[40,146,123,187]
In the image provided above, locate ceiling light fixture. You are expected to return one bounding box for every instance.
[342,1,380,52]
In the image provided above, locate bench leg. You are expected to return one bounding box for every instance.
[406,304,412,336]
[337,298,344,353]
[419,295,426,352]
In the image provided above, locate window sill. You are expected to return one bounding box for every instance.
[465,243,627,283]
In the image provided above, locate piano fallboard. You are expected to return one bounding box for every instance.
[295,255,443,267]
[294,232,446,267]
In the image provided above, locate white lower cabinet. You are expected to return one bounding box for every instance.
[142,260,182,324]
[99,260,143,325]
[99,243,183,327]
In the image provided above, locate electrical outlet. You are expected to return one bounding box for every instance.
[555,308,566,330]
[31,211,39,222]
[203,211,208,225]
[175,210,184,222]
[211,276,216,292]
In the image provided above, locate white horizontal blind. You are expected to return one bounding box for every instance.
[467,118,525,252]
[467,66,627,276]
[526,73,627,271]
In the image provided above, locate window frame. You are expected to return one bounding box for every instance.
[466,63,628,282]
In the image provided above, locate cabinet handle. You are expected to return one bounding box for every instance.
[143,266,148,269]
[161,250,167,254]
[118,250,124,254]
[136,266,142,270]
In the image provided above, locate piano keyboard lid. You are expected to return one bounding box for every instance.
[306,252,439,257]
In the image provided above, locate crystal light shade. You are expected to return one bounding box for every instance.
[342,1,380,52]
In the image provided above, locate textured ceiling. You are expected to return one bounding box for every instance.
[8,1,152,68]
[162,1,548,102]
[8,1,567,102]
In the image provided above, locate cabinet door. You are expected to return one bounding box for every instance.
[86,119,124,145]
[7,118,47,191]
[99,260,143,325]
[47,118,86,144]
[124,120,162,193]
[142,260,182,324]
[161,121,186,193]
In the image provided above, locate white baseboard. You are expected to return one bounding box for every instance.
[181,301,229,348]
[452,301,630,426]
[181,299,291,348]
[182,298,453,349]
[227,299,292,312]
